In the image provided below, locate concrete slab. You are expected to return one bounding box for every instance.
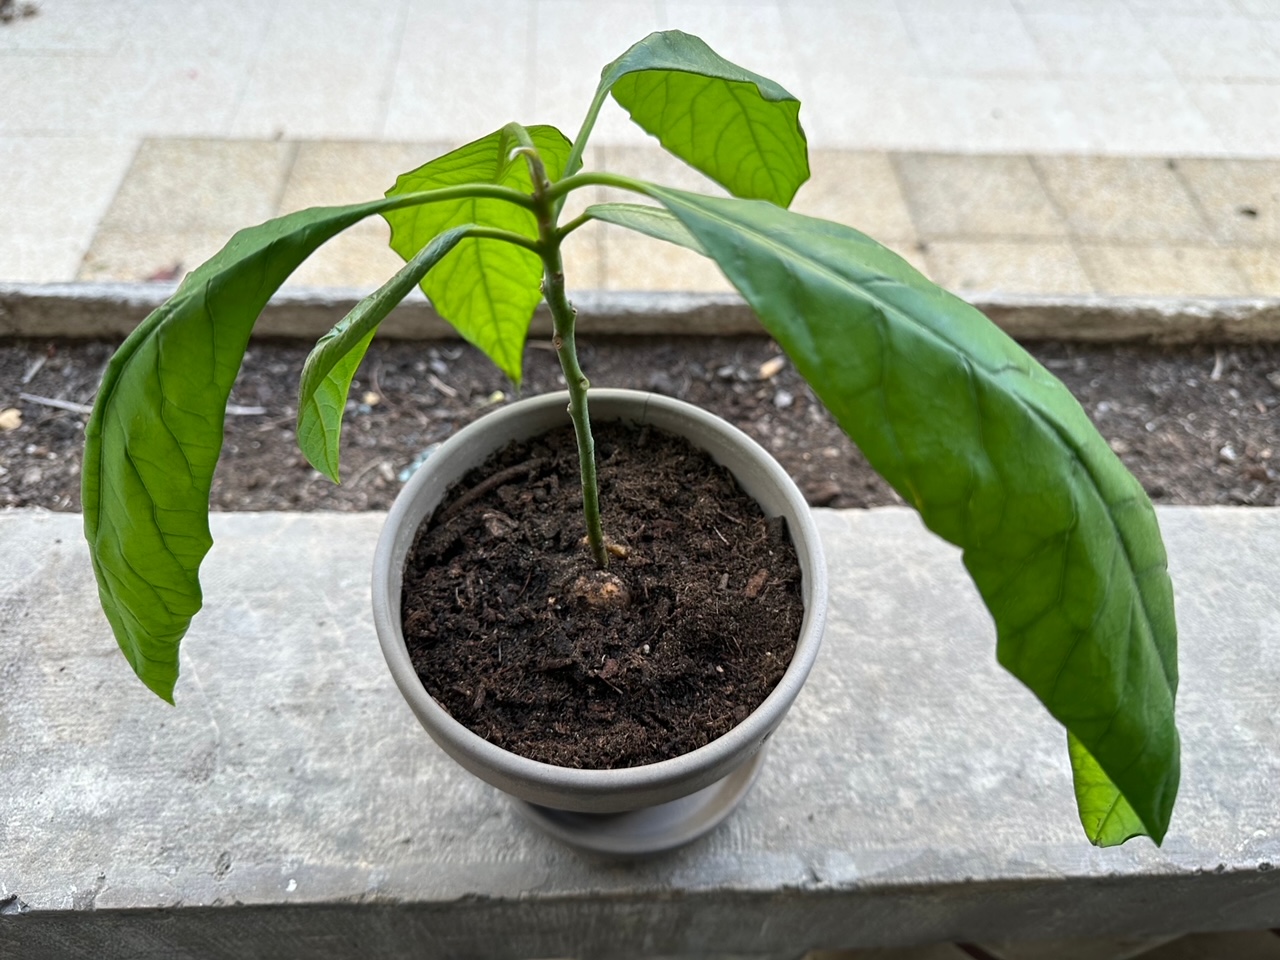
[2,506,1279,958]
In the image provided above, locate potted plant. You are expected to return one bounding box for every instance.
[83,31,1180,853]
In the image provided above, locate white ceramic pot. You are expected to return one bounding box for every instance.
[373,389,827,853]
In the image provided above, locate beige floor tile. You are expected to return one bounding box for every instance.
[1177,158,1280,245]
[230,0,404,140]
[100,139,296,234]
[792,151,916,243]
[923,240,1093,294]
[1236,248,1280,295]
[1077,244,1252,296]
[1058,80,1222,155]
[1033,156,1210,242]
[1137,930,1280,960]
[279,142,453,213]
[561,219,607,292]
[1125,0,1239,16]
[602,230,733,293]
[1236,0,1280,16]
[78,228,234,283]
[597,144,728,204]
[800,73,961,151]
[0,136,136,282]
[893,154,1067,240]
[282,227,407,290]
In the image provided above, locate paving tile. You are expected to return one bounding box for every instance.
[277,141,452,216]
[230,0,406,139]
[532,0,670,147]
[1137,930,1280,959]
[78,228,235,283]
[898,10,1049,76]
[282,228,407,289]
[1144,15,1280,80]
[1076,243,1252,296]
[1012,0,1131,13]
[1187,82,1280,155]
[922,240,1093,294]
[976,934,1179,960]
[99,139,296,234]
[782,6,923,81]
[1124,0,1239,15]
[601,230,733,292]
[561,219,607,292]
[1235,0,1280,16]
[800,73,955,151]
[1033,156,1209,242]
[1177,158,1280,245]
[893,154,1066,240]
[926,78,1090,153]
[1236,247,1280,295]
[0,136,136,283]
[0,0,138,53]
[383,0,532,143]
[1020,12,1174,78]
[1058,80,1222,155]
[897,0,1020,14]
[791,151,917,244]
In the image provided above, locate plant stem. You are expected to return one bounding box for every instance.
[511,127,610,568]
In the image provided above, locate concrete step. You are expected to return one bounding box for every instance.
[2,506,1278,958]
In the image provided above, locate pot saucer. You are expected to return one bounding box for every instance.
[510,746,768,856]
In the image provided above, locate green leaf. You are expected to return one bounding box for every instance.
[586,202,706,254]
[383,126,571,384]
[599,30,808,207]
[84,197,414,702]
[646,186,1180,845]
[297,226,469,482]
[1069,731,1149,846]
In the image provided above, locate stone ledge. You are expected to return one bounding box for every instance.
[2,282,1279,343]
[1,508,1277,959]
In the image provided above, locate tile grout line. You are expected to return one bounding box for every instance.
[1026,153,1100,297]
[883,151,932,279]
[1165,156,1257,296]
[75,136,145,284]
[374,0,412,141]
[270,141,303,219]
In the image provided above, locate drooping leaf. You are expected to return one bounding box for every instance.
[383,126,571,384]
[644,185,1180,845]
[84,197,421,702]
[1069,731,1149,845]
[597,30,808,207]
[297,226,469,482]
[586,202,705,254]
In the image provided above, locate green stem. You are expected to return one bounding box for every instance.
[386,182,536,211]
[517,137,609,568]
[545,170,654,204]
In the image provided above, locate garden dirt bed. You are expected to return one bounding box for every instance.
[2,335,1279,512]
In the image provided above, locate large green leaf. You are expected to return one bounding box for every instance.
[644,186,1180,845]
[297,226,469,482]
[383,126,570,384]
[598,30,808,207]
[84,198,416,703]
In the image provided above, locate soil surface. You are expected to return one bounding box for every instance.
[401,420,804,768]
[2,336,1280,512]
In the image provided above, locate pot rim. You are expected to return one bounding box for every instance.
[373,388,827,795]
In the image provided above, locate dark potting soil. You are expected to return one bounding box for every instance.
[399,420,805,769]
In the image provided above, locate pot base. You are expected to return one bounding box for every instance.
[510,746,769,856]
